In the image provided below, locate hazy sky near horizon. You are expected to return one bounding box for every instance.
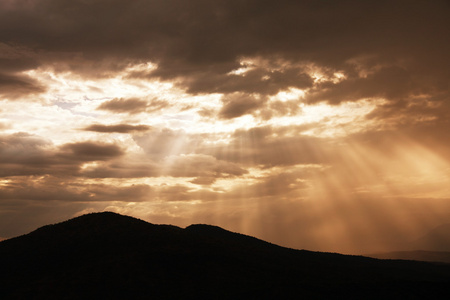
[1,0,449,253]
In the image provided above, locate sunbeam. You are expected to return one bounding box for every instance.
[1,0,449,258]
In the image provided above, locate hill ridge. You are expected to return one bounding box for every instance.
[1,212,450,299]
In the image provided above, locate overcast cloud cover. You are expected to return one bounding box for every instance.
[0,0,449,253]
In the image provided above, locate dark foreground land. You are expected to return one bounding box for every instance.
[1,212,450,299]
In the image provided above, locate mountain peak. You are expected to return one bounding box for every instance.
[29,211,153,236]
[51,211,146,225]
[2,213,450,298]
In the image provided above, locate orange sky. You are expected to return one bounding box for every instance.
[1,0,449,254]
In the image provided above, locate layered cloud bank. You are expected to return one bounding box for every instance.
[1,0,449,253]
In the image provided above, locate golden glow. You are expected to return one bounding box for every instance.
[2,61,449,255]
[227,59,256,75]
[271,88,306,101]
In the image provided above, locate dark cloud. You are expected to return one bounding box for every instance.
[0,131,245,181]
[59,142,124,162]
[366,94,450,130]
[85,183,153,202]
[0,176,152,202]
[0,42,40,74]
[306,66,415,104]
[97,97,169,114]
[83,123,151,133]
[0,132,55,166]
[0,73,45,98]
[0,177,90,202]
[190,177,217,185]
[0,0,447,107]
[79,160,160,179]
[174,66,313,95]
[97,98,147,114]
[0,43,44,100]
[258,99,302,120]
[219,93,266,119]
[0,133,127,177]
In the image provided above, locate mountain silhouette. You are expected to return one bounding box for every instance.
[367,250,450,264]
[1,212,450,299]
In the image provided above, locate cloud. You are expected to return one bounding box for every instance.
[174,65,313,96]
[0,177,90,202]
[305,66,414,104]
[0,133,127,177]
[258,99,302,120]
[0,0,447,129]
[0,0,446,103]
[77,152,247,181]
[0,43,44,99]
[0,122,11,130]
[163,154,247,179]
[200,125,331,167]
[0,43,39,71]
[97,98,147,114]
[83,123,151,133]
[0,132,55,166]
[59,142,124,162]
[133,128,203,160]
[157,184,192,202]
[190,177,216,186]
[0,73,46,99]
[224,167,313,200]
[0,176,152,202]
[132,126,322,170]
[219,93,266,119]
[79,160,160,179]
[97,97,169,114]
[0,131,244,181]
[85,183,153,202]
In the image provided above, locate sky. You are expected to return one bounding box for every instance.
[0,0,449,253]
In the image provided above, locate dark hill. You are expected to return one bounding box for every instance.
[1,212,450,299]
[368,250,450,264]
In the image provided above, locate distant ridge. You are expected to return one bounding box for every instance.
[410,223,450,251]
[367,250,450,264]
[1,212,450,299]
[367,223,450,263]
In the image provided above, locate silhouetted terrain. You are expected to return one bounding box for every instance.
[1,212,450,299]
[368,250,450,264]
